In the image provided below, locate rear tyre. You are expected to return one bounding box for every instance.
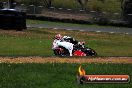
[54,46,70,57]
[59,46,70,56]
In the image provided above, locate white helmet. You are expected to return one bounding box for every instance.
[55,34,62,40]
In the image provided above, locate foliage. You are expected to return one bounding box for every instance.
[0,0,122,13]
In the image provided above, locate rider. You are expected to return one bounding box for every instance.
[62,36,78,45]
[52,34,62,50]
[62,35,85,49]
[52,34,74,56]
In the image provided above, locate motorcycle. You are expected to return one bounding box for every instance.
[53,41,97,57]
[73,46,97,56]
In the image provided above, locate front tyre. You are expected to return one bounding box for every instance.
[85,48,97,56]
[90,49,97,56]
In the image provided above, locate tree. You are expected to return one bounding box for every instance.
[98,0,105,3]
[42,0,53,8]
[121,0,132,23]
[76,0,89,10]
[9,0,15,9]
[121,0,132,14]
[0,2,3,9]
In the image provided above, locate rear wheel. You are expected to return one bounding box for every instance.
[54,46,70,56]
[59,46,70,56]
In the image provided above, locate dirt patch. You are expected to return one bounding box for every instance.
[0,57,132,64]
[39,10,91,21]
[0,29,27,36]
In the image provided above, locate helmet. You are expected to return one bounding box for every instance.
[55,34,62,40]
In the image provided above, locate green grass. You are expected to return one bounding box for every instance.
[0,63,131,88]
[0,26,132,56]
[0,29,53,56]
[87,0,121,13]
[27,20,127,29]
[0,36,52,56]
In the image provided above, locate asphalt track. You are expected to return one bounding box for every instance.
[27,23,132,34]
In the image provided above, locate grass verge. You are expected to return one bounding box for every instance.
[27,20,126,29]
[0,26,132,56]
[0,63,131,88]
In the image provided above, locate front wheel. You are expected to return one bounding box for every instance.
[83,48,97,56]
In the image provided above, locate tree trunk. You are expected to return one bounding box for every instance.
[0,2,3,9]
[42,0,53,8]
[122,0,132,23]
[9,0,15,9]
[76,0,89,10]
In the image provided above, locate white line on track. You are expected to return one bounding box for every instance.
[66,29,73,30]
[110,32,114,34]
[53,28,58,29]
[38,27,43,29]
[96,31,101,33]
[27,26,31,27]
[79,30,85,31]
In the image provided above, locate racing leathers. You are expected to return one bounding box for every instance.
[52,39,74,56]
[52,36,84,56]
[62,36,85,49]
[62,36,78,45]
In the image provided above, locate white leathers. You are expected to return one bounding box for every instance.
[52,39,74,56]
[52,39,61,50]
